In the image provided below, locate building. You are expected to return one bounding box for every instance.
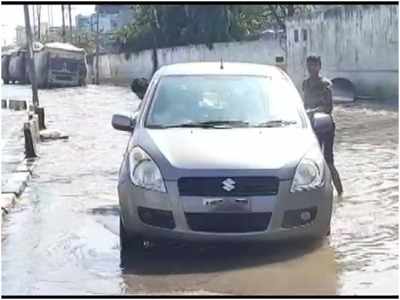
[74,5,135,53]
[91,13,117,33]
[46,26,63,42]
[286,5,398,100]
[75,5,135,34]
[15,22,50,46]
[75,14,91,32]
[15,26,26,46]
[37,22,49,40]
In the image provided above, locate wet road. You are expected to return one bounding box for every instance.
[1,109,26,178]
[1,84,398,295]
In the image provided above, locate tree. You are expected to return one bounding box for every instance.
[95,11,99,84]
[37,5,41,40]
[113,4,315,54]
[269,5,304,30]
[31,5,36,39]
[113,5,236,52]
[75,31,96,54]
[61,5,66,42]
[68,5,73,43]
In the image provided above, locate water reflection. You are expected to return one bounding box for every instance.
[120,239,337,295]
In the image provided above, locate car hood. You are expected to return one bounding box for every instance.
[137,127,319,180]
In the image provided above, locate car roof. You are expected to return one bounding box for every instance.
[155,62,285,78]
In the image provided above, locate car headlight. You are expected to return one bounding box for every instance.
[128,147,166,193]
[290,147,325,193]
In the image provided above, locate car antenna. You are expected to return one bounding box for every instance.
[220,57,224,70]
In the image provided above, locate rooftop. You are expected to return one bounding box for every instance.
[44,42,85,52]
[155,62,283,77]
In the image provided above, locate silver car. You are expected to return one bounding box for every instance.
[112,62,333,253]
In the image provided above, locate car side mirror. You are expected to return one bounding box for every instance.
[130,78,149,100]
[112,114,136,132]
[312,113,333,134]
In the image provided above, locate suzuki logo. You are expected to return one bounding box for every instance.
[222,178,236,191]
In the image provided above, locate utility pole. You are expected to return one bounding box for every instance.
[61,5,66,42]
[24,5,46,130]
[68,5,73,43]
[24,5,39,109]
[50,5,53,28]
[95,11,99,85]
[47,5,50,39]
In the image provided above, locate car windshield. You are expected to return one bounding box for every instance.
[146,75,305,128]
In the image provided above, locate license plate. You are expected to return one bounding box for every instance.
[203,197,251,212]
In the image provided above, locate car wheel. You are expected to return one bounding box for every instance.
[120,216,144,252]
[120,217,147,267]
[326,226,331,236]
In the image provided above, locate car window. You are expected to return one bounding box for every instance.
[146,75,304,127]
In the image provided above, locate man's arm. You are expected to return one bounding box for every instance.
[321,81,333,114]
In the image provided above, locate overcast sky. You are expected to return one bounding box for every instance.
[1,4,95,46]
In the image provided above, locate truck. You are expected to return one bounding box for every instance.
[2,43,88,88]
[1,51,11,84]
[2,49,29,84]
[33,42,87,88]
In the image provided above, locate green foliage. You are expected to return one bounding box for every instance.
[113,4,315,54]
[74,32,96,55]
[113,5,157,54]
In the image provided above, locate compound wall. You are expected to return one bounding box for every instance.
[286,5,398,100]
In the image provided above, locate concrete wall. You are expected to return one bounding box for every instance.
[98,49,154,85]
[156,39,285,67]
[97,39,286,85]
[286,5,398,99]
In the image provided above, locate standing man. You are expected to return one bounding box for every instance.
[302,55,343,196]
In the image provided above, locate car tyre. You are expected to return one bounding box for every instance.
[120,216,145,253]
[120,216,147,267]
[326,225,331,236]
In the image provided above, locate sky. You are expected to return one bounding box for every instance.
[1,4,95,46]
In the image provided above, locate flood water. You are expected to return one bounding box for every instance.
[1,84,398,295]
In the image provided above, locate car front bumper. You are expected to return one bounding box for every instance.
[118,174,333,243]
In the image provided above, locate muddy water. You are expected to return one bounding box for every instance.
[331,102,398,294]
[1,85,398,295]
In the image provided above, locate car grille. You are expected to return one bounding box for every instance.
[185,212,271,233]
[178,177,279,197]
[50,58,79,72]
[55,75,73,81]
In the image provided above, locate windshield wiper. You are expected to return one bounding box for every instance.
[151,120,250,129]
[193,120,250,127]
[254,120,297,128]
